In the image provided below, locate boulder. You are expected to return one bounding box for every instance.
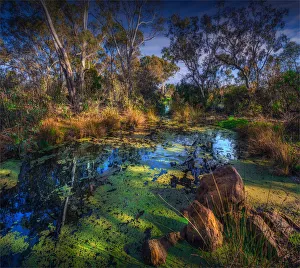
[183,200,223,251]
[247,213,282,257]
[259,210,298,240]
[196,165,245,216]
[142,232,182,266]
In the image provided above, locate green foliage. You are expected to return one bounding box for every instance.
[218,117,249,130]
[289,233,300,250]
[223,85,250,115]
[176,82,206,106]
[0,232,29,257]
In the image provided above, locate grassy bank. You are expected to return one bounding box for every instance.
[217,117,300,176]
[0,105,161,162]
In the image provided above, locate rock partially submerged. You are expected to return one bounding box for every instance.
[247,212,283,257]
[196,165,245,216]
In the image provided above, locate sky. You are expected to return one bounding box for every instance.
[140,0,300,84]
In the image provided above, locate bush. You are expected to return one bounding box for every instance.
[146,109,159,123]
[123,108,145,129]
[223,85,249,115]
[99,107,121,132]
[218,117,249,130]
[172,104,203,124]
[38,118,65,146]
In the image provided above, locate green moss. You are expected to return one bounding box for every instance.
[218,117,249,130]
[0,160,21,191]
[0,232,29,257]
[24,165,194,267]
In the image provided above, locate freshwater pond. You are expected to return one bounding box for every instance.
[0,127,239,267]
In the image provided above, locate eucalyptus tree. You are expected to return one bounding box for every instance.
[39,0,102,109]
[279,41,300,72]
[163,14,220,105]
[214,0,288,91]
[137,55,179,101]
[1,0,102,110]
[0,1,57,89]
[95,0,164,98]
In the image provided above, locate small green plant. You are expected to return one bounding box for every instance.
[218,117,249,130]
[289,233,300,250]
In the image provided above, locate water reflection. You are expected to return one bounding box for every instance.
[0,128,238,266]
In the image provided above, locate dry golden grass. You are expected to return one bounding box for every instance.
[242,122,296,175]
[37,106,148,146]
[99,107,121,132]
[123,107,145,129]
[172,105,202,123]
[146,109,159,123]
[38,115,106,145]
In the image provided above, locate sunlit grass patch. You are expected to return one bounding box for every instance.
[233,159,300,221]
[218,116,249,130]
[0,159,21,191]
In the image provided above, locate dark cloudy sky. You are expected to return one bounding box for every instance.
[139,0,300,83]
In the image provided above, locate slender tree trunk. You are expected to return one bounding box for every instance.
[79,0,89,94]
[40,0,77,110]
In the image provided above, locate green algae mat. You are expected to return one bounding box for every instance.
[1,127,299,267]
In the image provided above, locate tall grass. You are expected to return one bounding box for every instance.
[240,122,297,175]
[123,107,145,129]
[36,106,148,147]
[146,109,160,123]
[172,104,203,124]
[99,106,121,132]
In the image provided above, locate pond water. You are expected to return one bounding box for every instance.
[0,127,239,267]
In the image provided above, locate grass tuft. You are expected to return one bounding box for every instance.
[123,107,145,129]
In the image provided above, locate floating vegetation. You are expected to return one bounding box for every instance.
[0,127,298,267]
[0,160,21,191]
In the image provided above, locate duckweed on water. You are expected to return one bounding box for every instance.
[24,165,192,267]
[0,160,21,191]
[1,126,299,267]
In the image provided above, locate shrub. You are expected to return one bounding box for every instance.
[172,104,203,124]
[38,118,65,146]
[223,85,250,115]
[123,108,145,129]
[146,109,159,123]
[172,104,191,123]
[82,118,106,138]
[99,107,121,132]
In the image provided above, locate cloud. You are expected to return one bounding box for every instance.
[279,28,300,43]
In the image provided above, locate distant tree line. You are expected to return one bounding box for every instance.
[0,0,299,119]
[163,0,299,116]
